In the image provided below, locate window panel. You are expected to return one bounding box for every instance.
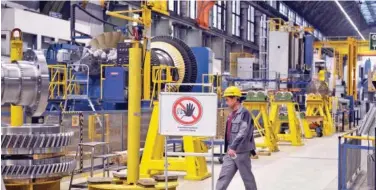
[232,0,240,36]
[251,23,255,42]
[251,6,255,22]
[247,23,251,41]
[247,6,255,41]
[213,7,217,28]
[236,16,240,36]
[279,3,287,16]
[189,0,196,19]
[168,0,174,11]
[232,14,236,35]
[212,1,226,31]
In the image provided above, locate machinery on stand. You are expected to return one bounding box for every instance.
[269,92,303,146]
[1,28,75,190]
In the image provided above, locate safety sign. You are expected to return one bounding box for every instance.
[159,92,217,137]
[370,33,376,51]
[172,97,203,126]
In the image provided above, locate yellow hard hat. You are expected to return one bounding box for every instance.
[223,86,242,97]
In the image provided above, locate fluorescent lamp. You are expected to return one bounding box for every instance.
[334,0,365,40]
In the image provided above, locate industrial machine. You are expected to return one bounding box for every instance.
[47,33,198,111]
[1,36,75,190]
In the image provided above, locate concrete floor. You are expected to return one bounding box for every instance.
[178,134,339,190]
[62,134,343,190]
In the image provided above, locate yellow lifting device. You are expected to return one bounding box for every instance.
[242,91,279,153]
[303,94,334,138]
[88,2,178,189]
[269,92,303,146]
[10,28,24,127]
[6,28,62,190]
[139,101,211,181]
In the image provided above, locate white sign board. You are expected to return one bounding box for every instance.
[159,92,218,137]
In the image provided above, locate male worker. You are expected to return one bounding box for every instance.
[216,86,257,190]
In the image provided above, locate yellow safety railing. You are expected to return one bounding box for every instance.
[88,114,110,142]
[202,74,222,99]
[340,128,375,141]
[150,65,177,102]
[268,18,306,36]
[268,18,285,31]
[100,64,129,100]
[48,65,67,99]
[66,68,80,97]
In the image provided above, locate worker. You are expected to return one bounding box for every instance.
[216,86,257,190]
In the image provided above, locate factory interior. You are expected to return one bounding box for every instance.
[1,0,376,190]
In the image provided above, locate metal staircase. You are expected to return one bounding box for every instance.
[63,64,103,128]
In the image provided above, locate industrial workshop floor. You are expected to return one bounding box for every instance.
[62,134,341,190]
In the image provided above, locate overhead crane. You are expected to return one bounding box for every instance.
[314,38,376,100]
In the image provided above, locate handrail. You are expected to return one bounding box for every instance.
[342,135,375,141]
[48,65,67,99]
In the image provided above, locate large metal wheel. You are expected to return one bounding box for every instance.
[151,36,197,92]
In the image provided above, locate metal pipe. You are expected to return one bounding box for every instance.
[342,135,375,141]
[127,42,142,185]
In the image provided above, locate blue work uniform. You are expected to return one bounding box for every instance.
[216,106,257,190]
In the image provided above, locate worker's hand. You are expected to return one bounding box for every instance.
[228,149,236,157]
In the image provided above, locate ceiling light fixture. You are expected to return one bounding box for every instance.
[334,0,366,40]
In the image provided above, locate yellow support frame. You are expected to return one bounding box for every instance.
[243,101,279,152]
[303,94,334,138]
[10,28,24,127]
[140,102,211,181]
[314,38,376,100]
[269,100,303,146]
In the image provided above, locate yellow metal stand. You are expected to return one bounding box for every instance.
[269,94,303,146]
[303,94,325,138]
[140,102,211,181]
[303,94,334,138]
[243,101,279,153]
